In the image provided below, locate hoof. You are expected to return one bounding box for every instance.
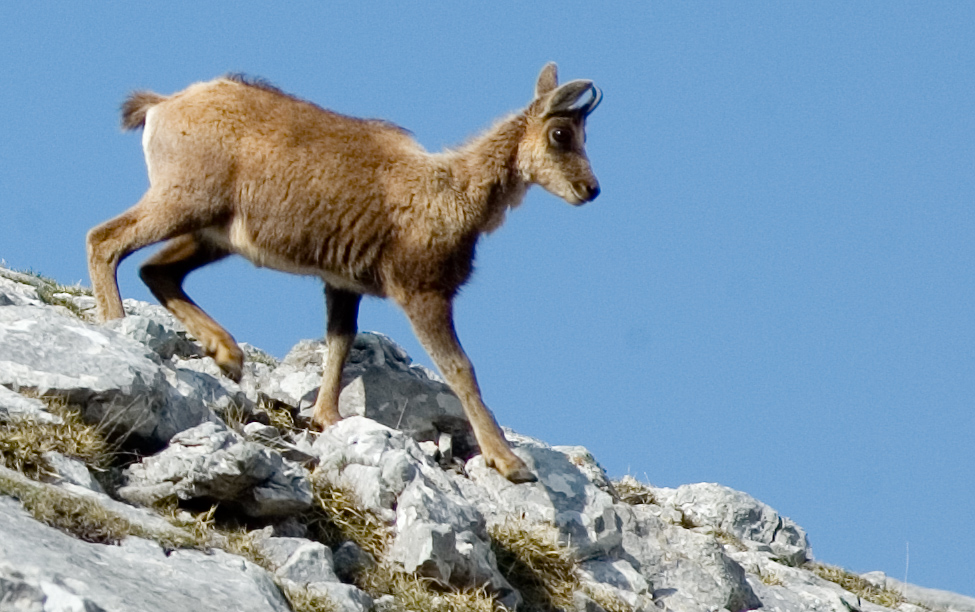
[216,360,243,383]
[487,455,537,484]
[214,345,244,383]
[504,465,538,484]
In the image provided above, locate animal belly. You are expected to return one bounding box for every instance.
[199,221,380,295]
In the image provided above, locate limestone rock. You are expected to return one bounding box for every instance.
[465,434,624,560]
[309,417,519,606]
[165,355,255,416]
[653,482,811,566]
[332,541,377,582]
[253,535,374,612]
[0,270,43,307]
[4,264,974,612]
[119,421,312,517]
[0,305,215,450]
[861,572,975,612]
[0,496,291,612]
[618,502,761,612]
[257,334,478,457]
[0,385,61,424]
[42,451,105,493]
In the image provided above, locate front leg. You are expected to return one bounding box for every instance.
[395,290,536,483]
[311,286,361,428]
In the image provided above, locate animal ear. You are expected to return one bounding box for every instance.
[535,62,559,98]
[544,80,601,116]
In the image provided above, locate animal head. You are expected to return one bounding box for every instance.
[518,63,602,205]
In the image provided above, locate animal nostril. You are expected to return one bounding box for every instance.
[573,181,600,202]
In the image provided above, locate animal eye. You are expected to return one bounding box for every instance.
[550,128,572,146]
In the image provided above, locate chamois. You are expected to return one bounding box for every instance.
[86,63,602,483]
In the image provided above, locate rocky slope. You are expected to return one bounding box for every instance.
[1,264,973,612]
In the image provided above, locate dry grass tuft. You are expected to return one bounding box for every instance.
[260,398,297,434]
[758,568,784,586]
[489,518,579,611]
[709,529,748,552]
[364,570,499,612]
[281,586,340,612]
[305,472,503,612]
[218,401,251,434]
[582,584,634,612]
[12,268,93,318]
[0,468,197,548]
[613,475,657,506]
[0,471,134,544]
[306,472,391,558]
[0,395,113,480]
[245,347,281,368]
[808,563,904,608]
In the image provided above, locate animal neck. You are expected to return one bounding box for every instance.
[446,114,530,234]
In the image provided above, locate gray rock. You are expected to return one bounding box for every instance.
[453,530,522,609]
[466,434,623,560]
[0,463,192,546]
[0,496,291,612]
[259,334,478,456]
[652,482,811,566]
[388,519,521,607]
[0,272,43,307]
[310,417,429,521]
[274,540,340,585]
[389,520,458,582]
[105,314,195,361]
[245,422,281,440]
[257,339,329,409]
[0,305,215,450]
[119,421,312,517]
[303,582,374,612]
[310,417,518,604]
[253,535,308,567]
[42,451,105,493]
[0,385,61,424]
[578,558,651,603]
[164,354,257,424]
[332,541,377,582]
[618,503,761,612]
[120,299,201,359]
[861,571,975,612]
[738,558,898,612]
[395,473,484,536]
[5,264,974,612]
[252,535,373,612]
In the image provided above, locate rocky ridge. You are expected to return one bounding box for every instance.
[1,264,973,612]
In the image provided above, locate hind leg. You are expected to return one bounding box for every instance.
[87,189,226,321]
[139,234,244,381]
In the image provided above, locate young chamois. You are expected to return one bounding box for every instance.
[86,63,602,483]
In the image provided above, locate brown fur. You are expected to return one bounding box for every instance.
[87,63,601,483]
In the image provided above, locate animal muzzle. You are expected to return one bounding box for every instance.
[573,180,601,203]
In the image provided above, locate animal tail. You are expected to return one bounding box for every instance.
[120,91,167,130]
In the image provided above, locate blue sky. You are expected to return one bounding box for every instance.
[2,1,973,597]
